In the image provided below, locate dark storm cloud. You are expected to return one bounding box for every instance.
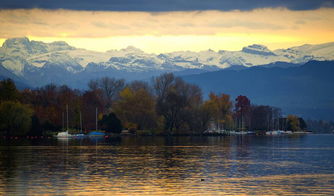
[0,0,333,11]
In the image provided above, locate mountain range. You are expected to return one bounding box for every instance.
[1,37,334,120]
[1,37,334,89]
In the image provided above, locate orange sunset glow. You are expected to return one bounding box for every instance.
[0,8,333,53]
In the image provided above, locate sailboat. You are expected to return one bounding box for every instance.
[88,107,105,137]
[266,117,284,135]
[57,105,73,139]
[73,111,85,137]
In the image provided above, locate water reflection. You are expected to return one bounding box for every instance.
[0,135,333,195]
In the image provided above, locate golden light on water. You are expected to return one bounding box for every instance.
[1,141,334,195]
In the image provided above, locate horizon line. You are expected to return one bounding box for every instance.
[1,36,334,54]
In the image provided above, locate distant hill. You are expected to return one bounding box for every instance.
[182,61,334,121]
[0,64,30,89]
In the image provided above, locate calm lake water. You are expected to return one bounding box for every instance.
[0,134,334,195]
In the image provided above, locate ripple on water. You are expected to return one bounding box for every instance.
[0,135,334,195]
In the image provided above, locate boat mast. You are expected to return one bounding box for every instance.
[80,111,82,133]
[95,107,98,131]
[66,104,69,132]
[62,112,64,131]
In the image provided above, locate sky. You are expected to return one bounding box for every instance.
[0,0,334,53]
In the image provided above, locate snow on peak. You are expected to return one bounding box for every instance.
[48,41,74,51]
[121,46,144,54]
[2,37,47,56]
[1,37,334,76]
[0,37,80,73]
[2,37,30,48]
[242,44,276,56]
[1,37,75,58]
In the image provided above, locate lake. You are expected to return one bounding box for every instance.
[0,134,334,195]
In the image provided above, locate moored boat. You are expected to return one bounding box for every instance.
[87,131,105,137]
[57,131,72,138]
[57,105,72,139]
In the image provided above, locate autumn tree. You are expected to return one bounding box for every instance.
[235,95,251,131]
[184,103,212,134]
[204,93,233,130]
[287,115,301,132]
[0,79,19,103]
[176,79,203,133]
[100,112,122,133]
[21,84,60,131]
[153,73,176,133]
[153,73,203,134]
[128,80,151,92]
[20,84,83,132]
[81,89,104,130]
[58,85,83,130]
[0,101,33,136]
[250,105,275,131]
[113,87,157,131]
[88,79,99,91]
[89,77,125,109]
[299,118,307,130]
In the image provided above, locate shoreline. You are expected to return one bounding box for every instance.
[0,131,315,140]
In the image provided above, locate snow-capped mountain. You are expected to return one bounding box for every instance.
[1,37,334,88]
[0,37,81,75]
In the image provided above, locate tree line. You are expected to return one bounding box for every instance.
[0,73,307,136]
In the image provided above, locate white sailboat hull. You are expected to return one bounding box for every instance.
[56,131,72,138]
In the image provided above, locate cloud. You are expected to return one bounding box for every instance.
[0,0,333,11]
[0,8,333,53]
[0,8,333,38]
